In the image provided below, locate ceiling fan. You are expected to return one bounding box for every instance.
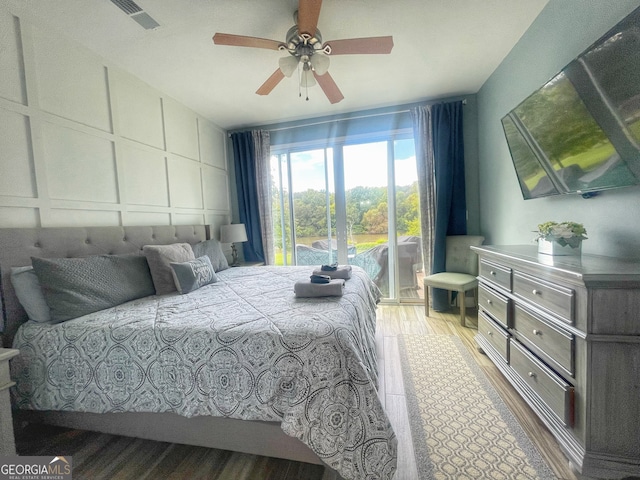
[212,0,393,104]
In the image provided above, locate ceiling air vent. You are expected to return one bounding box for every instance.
[110,0,142,15]
[131,12,160,30]
[110,0,160,30]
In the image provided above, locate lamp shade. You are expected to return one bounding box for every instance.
[310,53,330,75]
[279,55,299,77]
[300,69,317,87]
[220,223,248,244]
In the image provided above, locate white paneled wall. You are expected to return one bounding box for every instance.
[0,13,26,104]
[110,70,165,149]
[0,6,230,237]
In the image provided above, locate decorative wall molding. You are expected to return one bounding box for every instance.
[0,5,231,239]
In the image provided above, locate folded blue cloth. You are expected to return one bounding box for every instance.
[294,279,345,297]
[313,265,352,280]
[310,274,331,284]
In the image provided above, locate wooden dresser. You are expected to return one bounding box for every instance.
[471,245,640,479]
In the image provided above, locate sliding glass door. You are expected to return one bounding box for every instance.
[270,134,423,303]
[342,142,392,296]
[394,139,423,301]
[271,149,335,266]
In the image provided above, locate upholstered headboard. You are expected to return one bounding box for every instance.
[0,225,210,347]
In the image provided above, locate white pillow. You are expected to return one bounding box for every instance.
[10,266,52,323]
[143,243,195,295]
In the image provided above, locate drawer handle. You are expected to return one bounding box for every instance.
[532,289,541,295]
[490,270,496,276]
[528,372,536,378]
[486,299,493,305]
[487,331,493,336]
[533,329,541,335]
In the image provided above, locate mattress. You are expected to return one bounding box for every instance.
[11,265,397,479]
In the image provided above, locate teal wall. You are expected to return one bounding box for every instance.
[477,0,640,258]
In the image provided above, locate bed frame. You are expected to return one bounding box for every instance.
[0,225,329,471]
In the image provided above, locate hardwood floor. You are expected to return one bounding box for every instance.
[377,304,577,480]
[14,305,578,479]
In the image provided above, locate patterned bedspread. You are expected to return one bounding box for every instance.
[11,265,397,480]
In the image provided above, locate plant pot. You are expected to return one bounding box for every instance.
[537,238,582,256]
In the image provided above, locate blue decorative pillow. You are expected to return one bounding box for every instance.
[192,239,229,272]
[32,254,155,323]
[170,256,218,294]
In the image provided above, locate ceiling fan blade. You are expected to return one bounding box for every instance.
[325,36,394,55]
[213,33,282,51]
[297,0,322,37]
[256,69,285,96]
[313,71,344,104]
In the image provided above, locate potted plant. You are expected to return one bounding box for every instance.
[534,221,587,256]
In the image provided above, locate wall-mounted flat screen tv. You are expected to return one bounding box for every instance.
[502,6,640,200]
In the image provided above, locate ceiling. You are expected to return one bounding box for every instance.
[7,0,549,130]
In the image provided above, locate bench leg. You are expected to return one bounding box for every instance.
[459,289,466,327]
[424,284,430,317]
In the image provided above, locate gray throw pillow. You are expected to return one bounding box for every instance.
[143,243,195,295]
[10,266,52,323]
[31,254,156,323]
[192,239,229,272]
[170,256,218,294]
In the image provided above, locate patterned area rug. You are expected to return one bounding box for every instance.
[398,334,556,480]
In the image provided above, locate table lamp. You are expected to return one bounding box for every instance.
[220,223,248,267]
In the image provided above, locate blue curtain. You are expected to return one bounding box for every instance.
[431,101,467,311]
[231,131,265,263]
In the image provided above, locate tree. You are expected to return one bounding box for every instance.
[271,181,420,243]
[293,189,330,237]
[514,73,609,168]
[345,186,387,237]
[362,201,388,234]
[395,182,420,235]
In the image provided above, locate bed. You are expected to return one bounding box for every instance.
[0,225,397,480]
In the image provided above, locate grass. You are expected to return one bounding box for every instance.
[524,118,640,191]
[525,142,617,190]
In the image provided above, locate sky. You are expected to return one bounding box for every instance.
[276,140,417,192]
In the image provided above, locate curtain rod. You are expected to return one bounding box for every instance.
[228,98,467,136]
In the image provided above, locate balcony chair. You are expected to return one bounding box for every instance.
[295,243,384,285]
[295,244,337,266]
[423,235,485,327]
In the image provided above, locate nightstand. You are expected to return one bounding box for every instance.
[0,348,19,455]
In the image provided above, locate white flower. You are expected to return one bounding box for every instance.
[535,221,587,248]
[551,225,574,239]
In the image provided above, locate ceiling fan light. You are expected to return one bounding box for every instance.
[310,54,330,75]
[279,55,299,77]
[300,69,317,87]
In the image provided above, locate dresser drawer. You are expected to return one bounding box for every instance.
[478,310,510,363]
[479,259,512,292]
[510,340,574,427]
[513,304,574,378]
[478,283,510,328]
[513,271,574,324]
